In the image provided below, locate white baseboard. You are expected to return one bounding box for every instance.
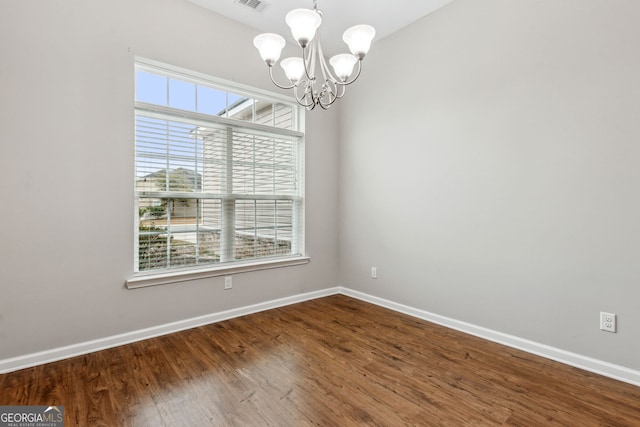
[340,287,640,388]
[2,285,639,388]
[0,287,341,374]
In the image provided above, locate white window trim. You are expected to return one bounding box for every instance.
[127,58,307,288]
[126,255,310,289]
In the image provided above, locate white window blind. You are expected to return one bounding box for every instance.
[134,60,304,275]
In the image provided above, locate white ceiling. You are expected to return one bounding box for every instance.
[187,0,454,56]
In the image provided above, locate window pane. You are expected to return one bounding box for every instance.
[276,201,293,252]
[201,124,229,195]
[135,116,202,192]
[234,200,293,260]
[200,199,222,263]
[169,78,196,111]
[197,85,227,116]
[226,93,254,122]
[274,103,293,130]
[255,100,274,125]
[135,116,169,189]
[228,92,244,108]
[235,200,257,260]
[252,101,293,129]
[138,197,223,271]
[136,71,167,106]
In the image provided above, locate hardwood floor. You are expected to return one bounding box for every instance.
[1,295,639,426]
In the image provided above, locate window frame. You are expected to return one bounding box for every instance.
[127,58,308,289]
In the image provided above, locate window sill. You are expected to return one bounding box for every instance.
[126,256,311,289]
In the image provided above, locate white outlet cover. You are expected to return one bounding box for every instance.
[600,312,616,333]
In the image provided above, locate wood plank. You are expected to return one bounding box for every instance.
[1,295,638,426]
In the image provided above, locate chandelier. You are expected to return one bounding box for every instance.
[253,0,375,110]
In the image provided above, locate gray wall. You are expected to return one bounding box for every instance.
[339,0,640,370]
[0,0,339,359]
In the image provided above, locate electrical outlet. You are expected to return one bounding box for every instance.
[600,312,616,333]
[371,267,377,279]
[224,276,232,290]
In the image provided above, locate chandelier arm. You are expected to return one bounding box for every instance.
[318,75,349,108]
[307,38,322,84]
[318,93,338,109]
[293,81,316,109]
[311,92,322,109]
[301,43,322,109]
[306,93,318,110]
[316,36,341,86]
[332,82,347,99]
[322,78,339,103]
[315,50,336,107]
[317,93,333,109]
[317,80,338,109]
[301,46,314,82]
[267,66,297,90]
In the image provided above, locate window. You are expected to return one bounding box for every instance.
[131,59,305,284]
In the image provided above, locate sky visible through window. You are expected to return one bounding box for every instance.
[136,70,244,115]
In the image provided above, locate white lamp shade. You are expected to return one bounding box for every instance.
[280,57,305,83]
[329,54,357,81]
[343,25,376,59]
[285,9,322,48]
[253,33,286,66]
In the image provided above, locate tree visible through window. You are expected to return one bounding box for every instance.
[134,60,304,273]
